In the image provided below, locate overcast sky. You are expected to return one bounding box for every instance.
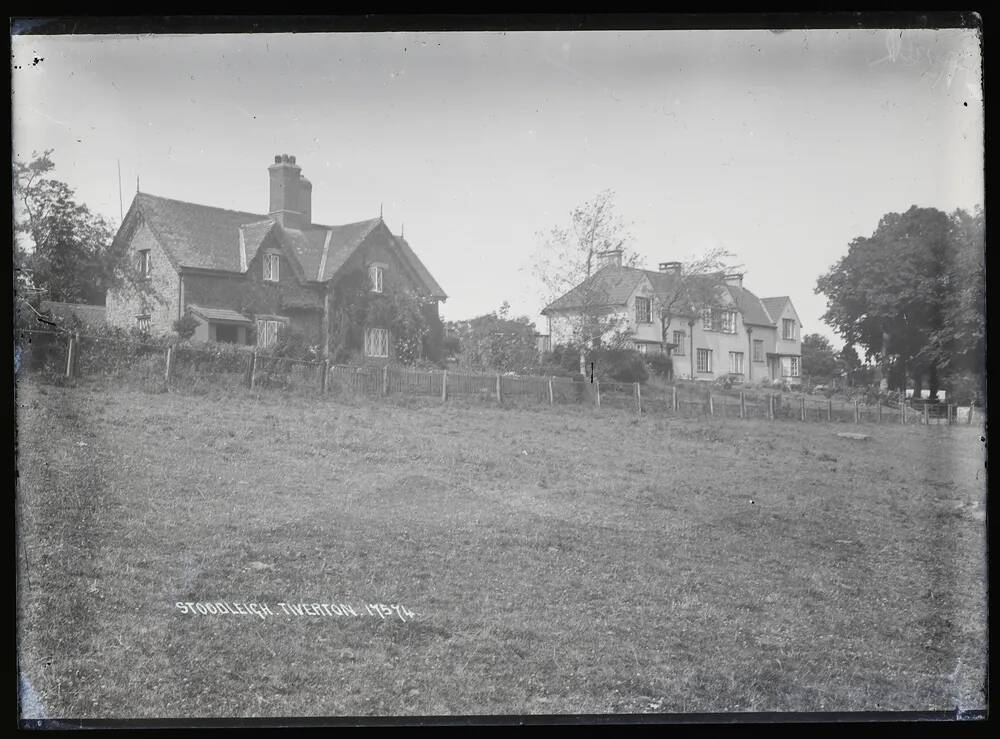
[12,28,983,346]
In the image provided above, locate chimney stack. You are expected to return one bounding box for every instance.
[659,261,682,275]
[268,153,311,228]
[596,248,623,269]
[724,273,744,288]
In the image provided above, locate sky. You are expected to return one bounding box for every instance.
[11,28,983,347]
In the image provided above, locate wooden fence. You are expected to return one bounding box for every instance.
[14,329,979,427]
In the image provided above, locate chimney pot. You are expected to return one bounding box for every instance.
[274,155,282,164]
[289,155,296,164]
[659,261,682,275]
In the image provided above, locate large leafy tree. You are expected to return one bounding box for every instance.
[801,333,840,380]
[445,302,539,374]
[14,150,120,305]
[816,205,983,397]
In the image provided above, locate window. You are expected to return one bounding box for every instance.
[369,264,384,293]
[696,348,712,373]
[702,308,737,333]
[364,327,390,358]
[256,319,280,348]
[720,310,737,334]
[637,343,648,355]
[729,351,744,375]
[753,339,764,362]
[672,330,686,355]
[137,250,152,279]
[635,296,652,324]
[781,356,801,377]
[136,315,150,332]
[263,253,280,282]
[701,308,712,330]
[782,318,796,340]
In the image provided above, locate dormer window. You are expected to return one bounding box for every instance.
[369,264,384,293]
[263,253,280,282]
[137,250,152,280]
[782,318,796,340]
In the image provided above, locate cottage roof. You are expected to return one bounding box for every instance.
[129,193,446,299]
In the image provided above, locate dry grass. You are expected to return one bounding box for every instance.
[15,380,987,719]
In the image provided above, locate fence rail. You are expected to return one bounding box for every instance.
[13,329,979,427]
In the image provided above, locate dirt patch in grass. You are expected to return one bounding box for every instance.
[15,381,987,718]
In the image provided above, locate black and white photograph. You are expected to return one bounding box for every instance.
[12,15,986,725]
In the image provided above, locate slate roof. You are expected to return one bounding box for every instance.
[188,305,253,324]
[542,265,777,326]
[130,193,446,299]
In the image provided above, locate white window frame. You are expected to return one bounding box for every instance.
[781,356,801,377]
[256,319,281,348]
[136,314,151,332]
[672,330,686,356]
[782,318,796,341]
[729,351,744,375]
[753,339,764,362]
[701,308,713,331]
[635,296,652,324]
[637,343,648,355]
[263,253,280,282]
[369,264,384,293]
[721,310,737,334]
[364,327,390,358]
[137,250,152,279]
[696,348,712,373]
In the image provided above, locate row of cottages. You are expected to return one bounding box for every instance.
[106,154,447,362]
[541,250,803,385]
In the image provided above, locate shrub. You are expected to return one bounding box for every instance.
[645,353,673,380]
[599,348,649,383]
[172,312,199,341]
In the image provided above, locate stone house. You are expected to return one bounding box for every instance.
[540,250,803,385]
[106,154,447,362]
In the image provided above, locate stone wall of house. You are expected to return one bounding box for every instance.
[105,221,180,334]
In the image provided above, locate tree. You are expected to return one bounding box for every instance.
[816,205,983,398]
[13,150,121,305]
[652,247,741,348]
[531,190,641,375]
[800,333,840,381]
[445,302,539,373]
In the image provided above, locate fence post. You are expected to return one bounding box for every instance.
[635,381,642,414]
[854,400,860,424]
[548,376,554,405]
[320,359,329,394]
[382,364,389,396]
[164,345,173,389]
[595,378,601,408]
[800,396,806,422]
[495,373,502,404]
[248,350,257,389]
[64,333,75,379]
[739,391,745,419]
[877,402,882,424]
[923,403,929,426]
[768,394,774,420]
[671,386,678,412]
[902,398,906,425]
[441,370,448,403]
[828,398,832,422]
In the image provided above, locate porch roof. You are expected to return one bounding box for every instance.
[188,305,254,325]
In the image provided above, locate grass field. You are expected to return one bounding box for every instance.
[15,380,987,719]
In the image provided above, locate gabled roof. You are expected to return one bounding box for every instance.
[126,193,445,299]
[727,285,774,327]
[761,297,791,323]
[542,265,648,313]
[541,264,779,327]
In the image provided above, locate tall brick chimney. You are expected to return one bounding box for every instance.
[268,154,311,228]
